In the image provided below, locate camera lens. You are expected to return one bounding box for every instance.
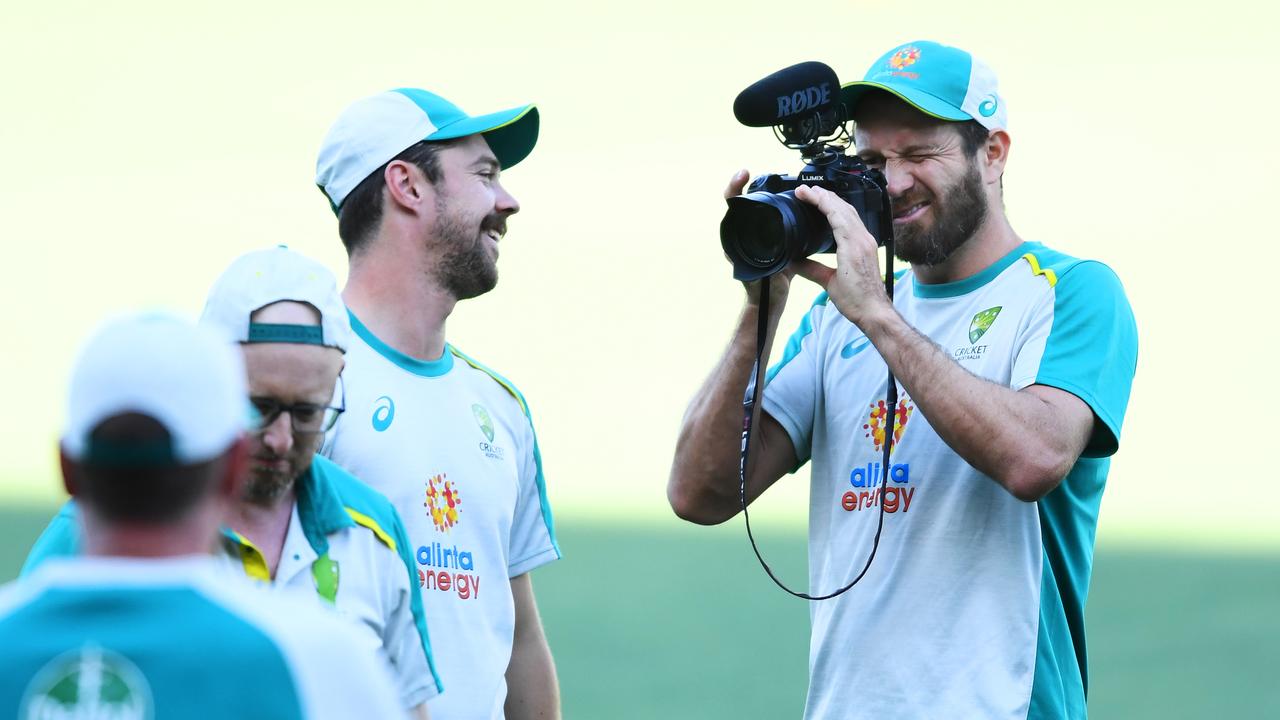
[724,198,787,267]
[721,191,827,281]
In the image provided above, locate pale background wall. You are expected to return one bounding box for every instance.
[2,0,1274,548]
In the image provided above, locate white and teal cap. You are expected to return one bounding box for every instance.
[200,245,351,353]
[315,88,539,212]
[841,41,1007,131]
[62,312,250,465]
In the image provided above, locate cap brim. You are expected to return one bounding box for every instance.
[841,81,971,124]
[427,104,539,170]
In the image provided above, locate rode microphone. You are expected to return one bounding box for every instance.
[732,61,845,146]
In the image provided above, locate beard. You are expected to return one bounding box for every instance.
[244,437,317,507]
[432,194,507,301]
[893,160,988,267]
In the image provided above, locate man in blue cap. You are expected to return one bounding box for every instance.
[669,41,1138,719]
[315,89,560,719]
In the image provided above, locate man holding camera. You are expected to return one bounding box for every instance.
[315,88,561,719]
[668,41,1137,719]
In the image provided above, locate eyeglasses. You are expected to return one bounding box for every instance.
[249,398,344,435]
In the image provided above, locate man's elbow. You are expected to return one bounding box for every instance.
[998,454,1073,503]
[666,476,736,526]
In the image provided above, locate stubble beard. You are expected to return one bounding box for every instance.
[893,160,989,267]
[431,194,504,301]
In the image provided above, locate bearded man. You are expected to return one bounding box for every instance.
[314,88,561,720]
[668,41,1138,720]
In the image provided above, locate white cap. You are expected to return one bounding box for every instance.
[62,312,249,465]
[199,246,351,353]
[315,88,538,212]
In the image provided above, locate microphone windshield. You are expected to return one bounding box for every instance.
[733,62,841,128]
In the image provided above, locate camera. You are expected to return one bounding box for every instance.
[721,150,890,281]
[719,62,893,281]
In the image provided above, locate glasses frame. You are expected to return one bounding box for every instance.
[249,375,346,436]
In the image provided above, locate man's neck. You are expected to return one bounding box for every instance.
[81,506,222,559]
[910,211,1023,286]
[343,230,456,361]
[226,487,296,579]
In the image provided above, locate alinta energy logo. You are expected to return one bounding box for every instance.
[843,394,917,514]
[424,473,461,533]
[889,46,921,70]
[955,306,1001,362]
[418,472,480,601]
[21,644,153,720]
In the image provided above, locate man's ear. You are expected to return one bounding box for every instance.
[384,160,431,213]
[984,129,1011,185]
[59,448,78,498]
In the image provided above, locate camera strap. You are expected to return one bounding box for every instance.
[739,250,898,601]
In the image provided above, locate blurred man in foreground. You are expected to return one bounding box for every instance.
[669,41,1138,719]
[1,312,405,719]
[23,247,440,717]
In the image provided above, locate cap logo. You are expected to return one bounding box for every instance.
[889,46,921,70]
[979,94,999,117]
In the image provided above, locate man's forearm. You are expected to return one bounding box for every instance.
[668,301,786,524]
[859,307,1085,501]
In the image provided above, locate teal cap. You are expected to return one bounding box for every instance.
[841,41,1007,131]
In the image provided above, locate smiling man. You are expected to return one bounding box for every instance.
[315,89,561,720]
[668,41,1139,719]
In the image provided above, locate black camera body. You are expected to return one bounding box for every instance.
[721,148,892,282]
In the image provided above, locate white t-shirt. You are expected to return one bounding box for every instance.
[324,311,561,719]
[0,556,406,720]
[762,243,1137,720]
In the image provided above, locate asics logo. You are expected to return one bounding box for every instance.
[978,94,999,117]
[372,396,395,432]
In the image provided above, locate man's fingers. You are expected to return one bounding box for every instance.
[792,258,835,288]
[724,169,750,200]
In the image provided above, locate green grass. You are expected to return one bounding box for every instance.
[2,505,1276,718]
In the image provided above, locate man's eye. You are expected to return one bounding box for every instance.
[292,407,321,422]
[251,399,277,415]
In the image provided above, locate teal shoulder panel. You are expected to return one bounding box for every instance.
[448,346,561,560]
[0,586,305,719]
[1027,247,1138,457]
[310,455,444,694]
[1030,457,1108,719]
[766,291,830,383]
[21,501,82,576]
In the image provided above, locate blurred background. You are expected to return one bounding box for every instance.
[3,0,1277,717]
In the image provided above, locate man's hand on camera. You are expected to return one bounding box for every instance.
[725,169,797,314]
[791,184,893,328]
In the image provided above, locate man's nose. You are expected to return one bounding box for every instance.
[261,412,294,455]
[884,160,915,200]
[495,182,520,216]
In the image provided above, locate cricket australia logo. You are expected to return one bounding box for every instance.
[22,644,153,720]
[969,306,1002,343]
[472,403,505,460]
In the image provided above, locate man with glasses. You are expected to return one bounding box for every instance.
[23,247,441,719]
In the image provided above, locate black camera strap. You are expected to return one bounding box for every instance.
[739,248,898,601]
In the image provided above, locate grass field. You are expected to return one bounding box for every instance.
[2,504,1276,719]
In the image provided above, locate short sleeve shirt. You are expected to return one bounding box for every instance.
[763,242,1138,720]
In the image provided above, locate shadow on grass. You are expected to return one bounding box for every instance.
[2,504,1276,719]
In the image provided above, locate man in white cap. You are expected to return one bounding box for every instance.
[315,89,560,719]
[1,312,406,719]
[669,41,1138,719]
[24,247,441,718]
